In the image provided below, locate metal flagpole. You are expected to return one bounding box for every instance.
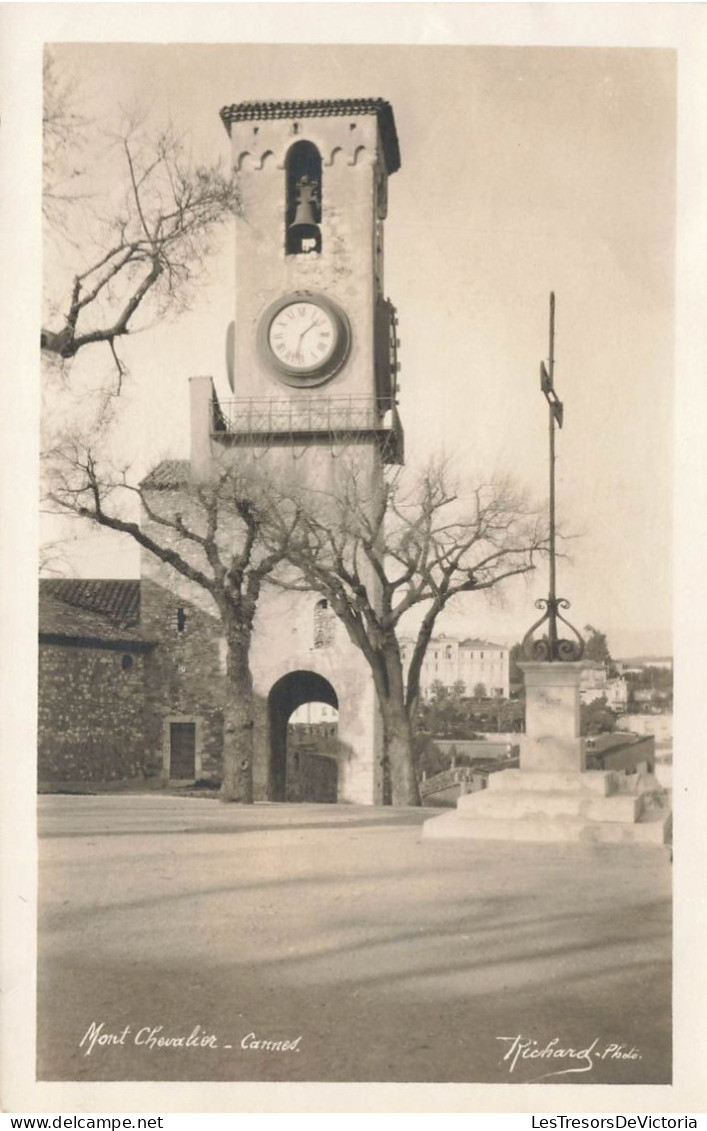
[522,292,584,663]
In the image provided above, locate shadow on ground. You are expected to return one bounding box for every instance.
[37,796,671,1084]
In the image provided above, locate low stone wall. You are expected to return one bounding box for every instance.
[420,763,518,807]
[433,739,520,762]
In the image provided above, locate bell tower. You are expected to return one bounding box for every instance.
[220,97,402,428]
[190,99,403,804]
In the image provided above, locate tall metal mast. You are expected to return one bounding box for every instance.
[522,293,584,662]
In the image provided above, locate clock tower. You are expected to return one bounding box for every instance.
[191,98,403,804]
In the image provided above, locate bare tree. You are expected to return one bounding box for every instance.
[41,52,241,571]
[47,440,298,802]
[269,460,549,806]
[42,51,240,384]
[42,51,88,228]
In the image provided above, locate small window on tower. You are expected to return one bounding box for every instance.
[175,607,187,634]
[313,598,335,648]
[286,141,322,255]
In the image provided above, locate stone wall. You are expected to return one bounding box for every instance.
[38,642,150,783]
[140,580,226,781]
[38,580,228,787]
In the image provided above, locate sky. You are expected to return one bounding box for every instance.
[41,37,676,658]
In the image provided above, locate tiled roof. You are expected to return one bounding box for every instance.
[39,577,220,646]
[219,98,401,174]
[39,580,148,645]
[140,460,191,490]
[41,579,140,625]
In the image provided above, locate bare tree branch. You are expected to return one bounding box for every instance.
[42,65,241,377]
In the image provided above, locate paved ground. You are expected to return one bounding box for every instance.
[37,795,671,1085]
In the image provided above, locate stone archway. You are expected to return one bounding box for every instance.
[267,670,338,802]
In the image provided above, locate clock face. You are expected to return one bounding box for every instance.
[260,294,350,385]
[268,301,337,372]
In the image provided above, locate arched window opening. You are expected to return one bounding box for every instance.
[313,598,336,648]
[286,141,322,255]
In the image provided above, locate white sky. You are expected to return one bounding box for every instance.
[41,39,675,657]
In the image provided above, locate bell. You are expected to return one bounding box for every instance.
[288,176,320,246]
[290,199,319,234]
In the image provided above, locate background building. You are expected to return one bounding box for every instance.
[400,634,510,699]
[580,661,629,711]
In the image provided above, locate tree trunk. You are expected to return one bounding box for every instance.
[381,699,421,807]
[220,632,255,803]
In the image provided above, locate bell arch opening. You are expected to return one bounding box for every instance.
[285,140,322,255]
[267,670,339,802]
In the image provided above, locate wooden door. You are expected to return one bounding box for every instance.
[169,721,196,780]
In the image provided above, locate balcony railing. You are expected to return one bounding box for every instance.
[214,395,394,436]
[211,394,404,465]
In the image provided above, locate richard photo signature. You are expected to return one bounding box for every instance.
[497,1035,642,1082]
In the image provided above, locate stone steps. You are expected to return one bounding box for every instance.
[456,787,643,823]
[422,804,671,845]
[486,769,619,797]
[422,762,672,847]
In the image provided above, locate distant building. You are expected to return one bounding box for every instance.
[620,713,672,744]
[616,656,673,674]
[399,634,510,699]
[290,701,338,724]
[580,662,629,711]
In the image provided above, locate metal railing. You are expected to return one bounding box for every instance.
[214,395,389,437]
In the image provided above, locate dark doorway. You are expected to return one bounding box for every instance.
[169,721,196,780]
[267,671,338,802]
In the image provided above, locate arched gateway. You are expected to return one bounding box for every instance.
[267,670,338,802]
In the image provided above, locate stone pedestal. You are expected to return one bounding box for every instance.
[422,661,671,847]
[520,661,585,773]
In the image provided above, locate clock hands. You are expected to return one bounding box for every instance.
[298,316,322,347]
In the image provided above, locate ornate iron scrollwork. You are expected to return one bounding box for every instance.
[521,597,584,662]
